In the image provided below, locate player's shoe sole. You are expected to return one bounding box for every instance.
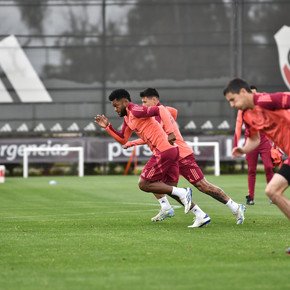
[188,214,211,228]
[181,187,192,214]
[245,195,255,205]
[235,204,246,225]
[151,207,175,222]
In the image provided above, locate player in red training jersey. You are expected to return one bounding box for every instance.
[233,86,274,205]
[94,89,197,225]
[224,78,290,219]
[122,88,245,226]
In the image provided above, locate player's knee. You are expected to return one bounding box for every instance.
[194,180,205,192]
[195,178,216,192]
[138,179,150,192]
[265,184,278,203]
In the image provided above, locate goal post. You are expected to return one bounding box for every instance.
[23,147,84,178]
[186,141,220,176]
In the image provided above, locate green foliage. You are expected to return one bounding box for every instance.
[28,167,44,176]
[11,166,23,176]
[0,175,289,290]
[49,165,72,176]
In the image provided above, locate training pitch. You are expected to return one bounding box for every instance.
[0,175,289,290]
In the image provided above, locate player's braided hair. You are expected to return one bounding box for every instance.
[108,89,131,102]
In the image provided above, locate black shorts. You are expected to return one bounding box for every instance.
[278,163,290,185]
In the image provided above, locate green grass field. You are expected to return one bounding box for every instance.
[0,175,289,290]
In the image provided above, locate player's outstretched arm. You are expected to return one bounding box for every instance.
[166,106,178,121]
[108,122,132,145]
[158,106,175,136]
[94,115,132,144]
[94,114,109,128]
[129,103,160,118]
[233,110,243,147]
[232,132,260,157]
[255,92,290,110]
[123,138,146,149]
[232,147,245,158]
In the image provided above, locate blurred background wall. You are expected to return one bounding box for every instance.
[0,0,289,137]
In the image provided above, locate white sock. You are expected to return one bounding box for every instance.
[158,196,171,211]
[191,204,206,218]
[226,199,239,213]
[171,186,187,198]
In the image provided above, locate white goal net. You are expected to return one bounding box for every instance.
[23,147,84,178]
[186,141,220,176]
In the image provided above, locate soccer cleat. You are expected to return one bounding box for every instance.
[247,200,255,205]
[151,207,175,222]
[245,195,255,205]
[180,187,192,214]
[188,214,211,228]
[235,204,246,225]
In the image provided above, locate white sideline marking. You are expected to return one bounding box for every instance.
[1,209,155,220]
[0,202,182,220]
[122,202,181,208]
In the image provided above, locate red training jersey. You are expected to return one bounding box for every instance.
[105,102,176,154]
[124,103,193,159]
[242,92,290,155]
[234,109,271,148]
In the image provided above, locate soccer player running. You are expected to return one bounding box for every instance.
[224,78,290,219]
[94,89,194,224]
[123,88,245,227]
[234,85,274,205]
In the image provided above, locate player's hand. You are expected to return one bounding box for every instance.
[94,115,109,128]
[232,147,244,158]
[168,132,176,145]
[122,142,133,149]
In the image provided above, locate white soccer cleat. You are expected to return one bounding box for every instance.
[188,214,211,228]
[151,207,175,222]
[235,204,246,225]
[180,187,192,214]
